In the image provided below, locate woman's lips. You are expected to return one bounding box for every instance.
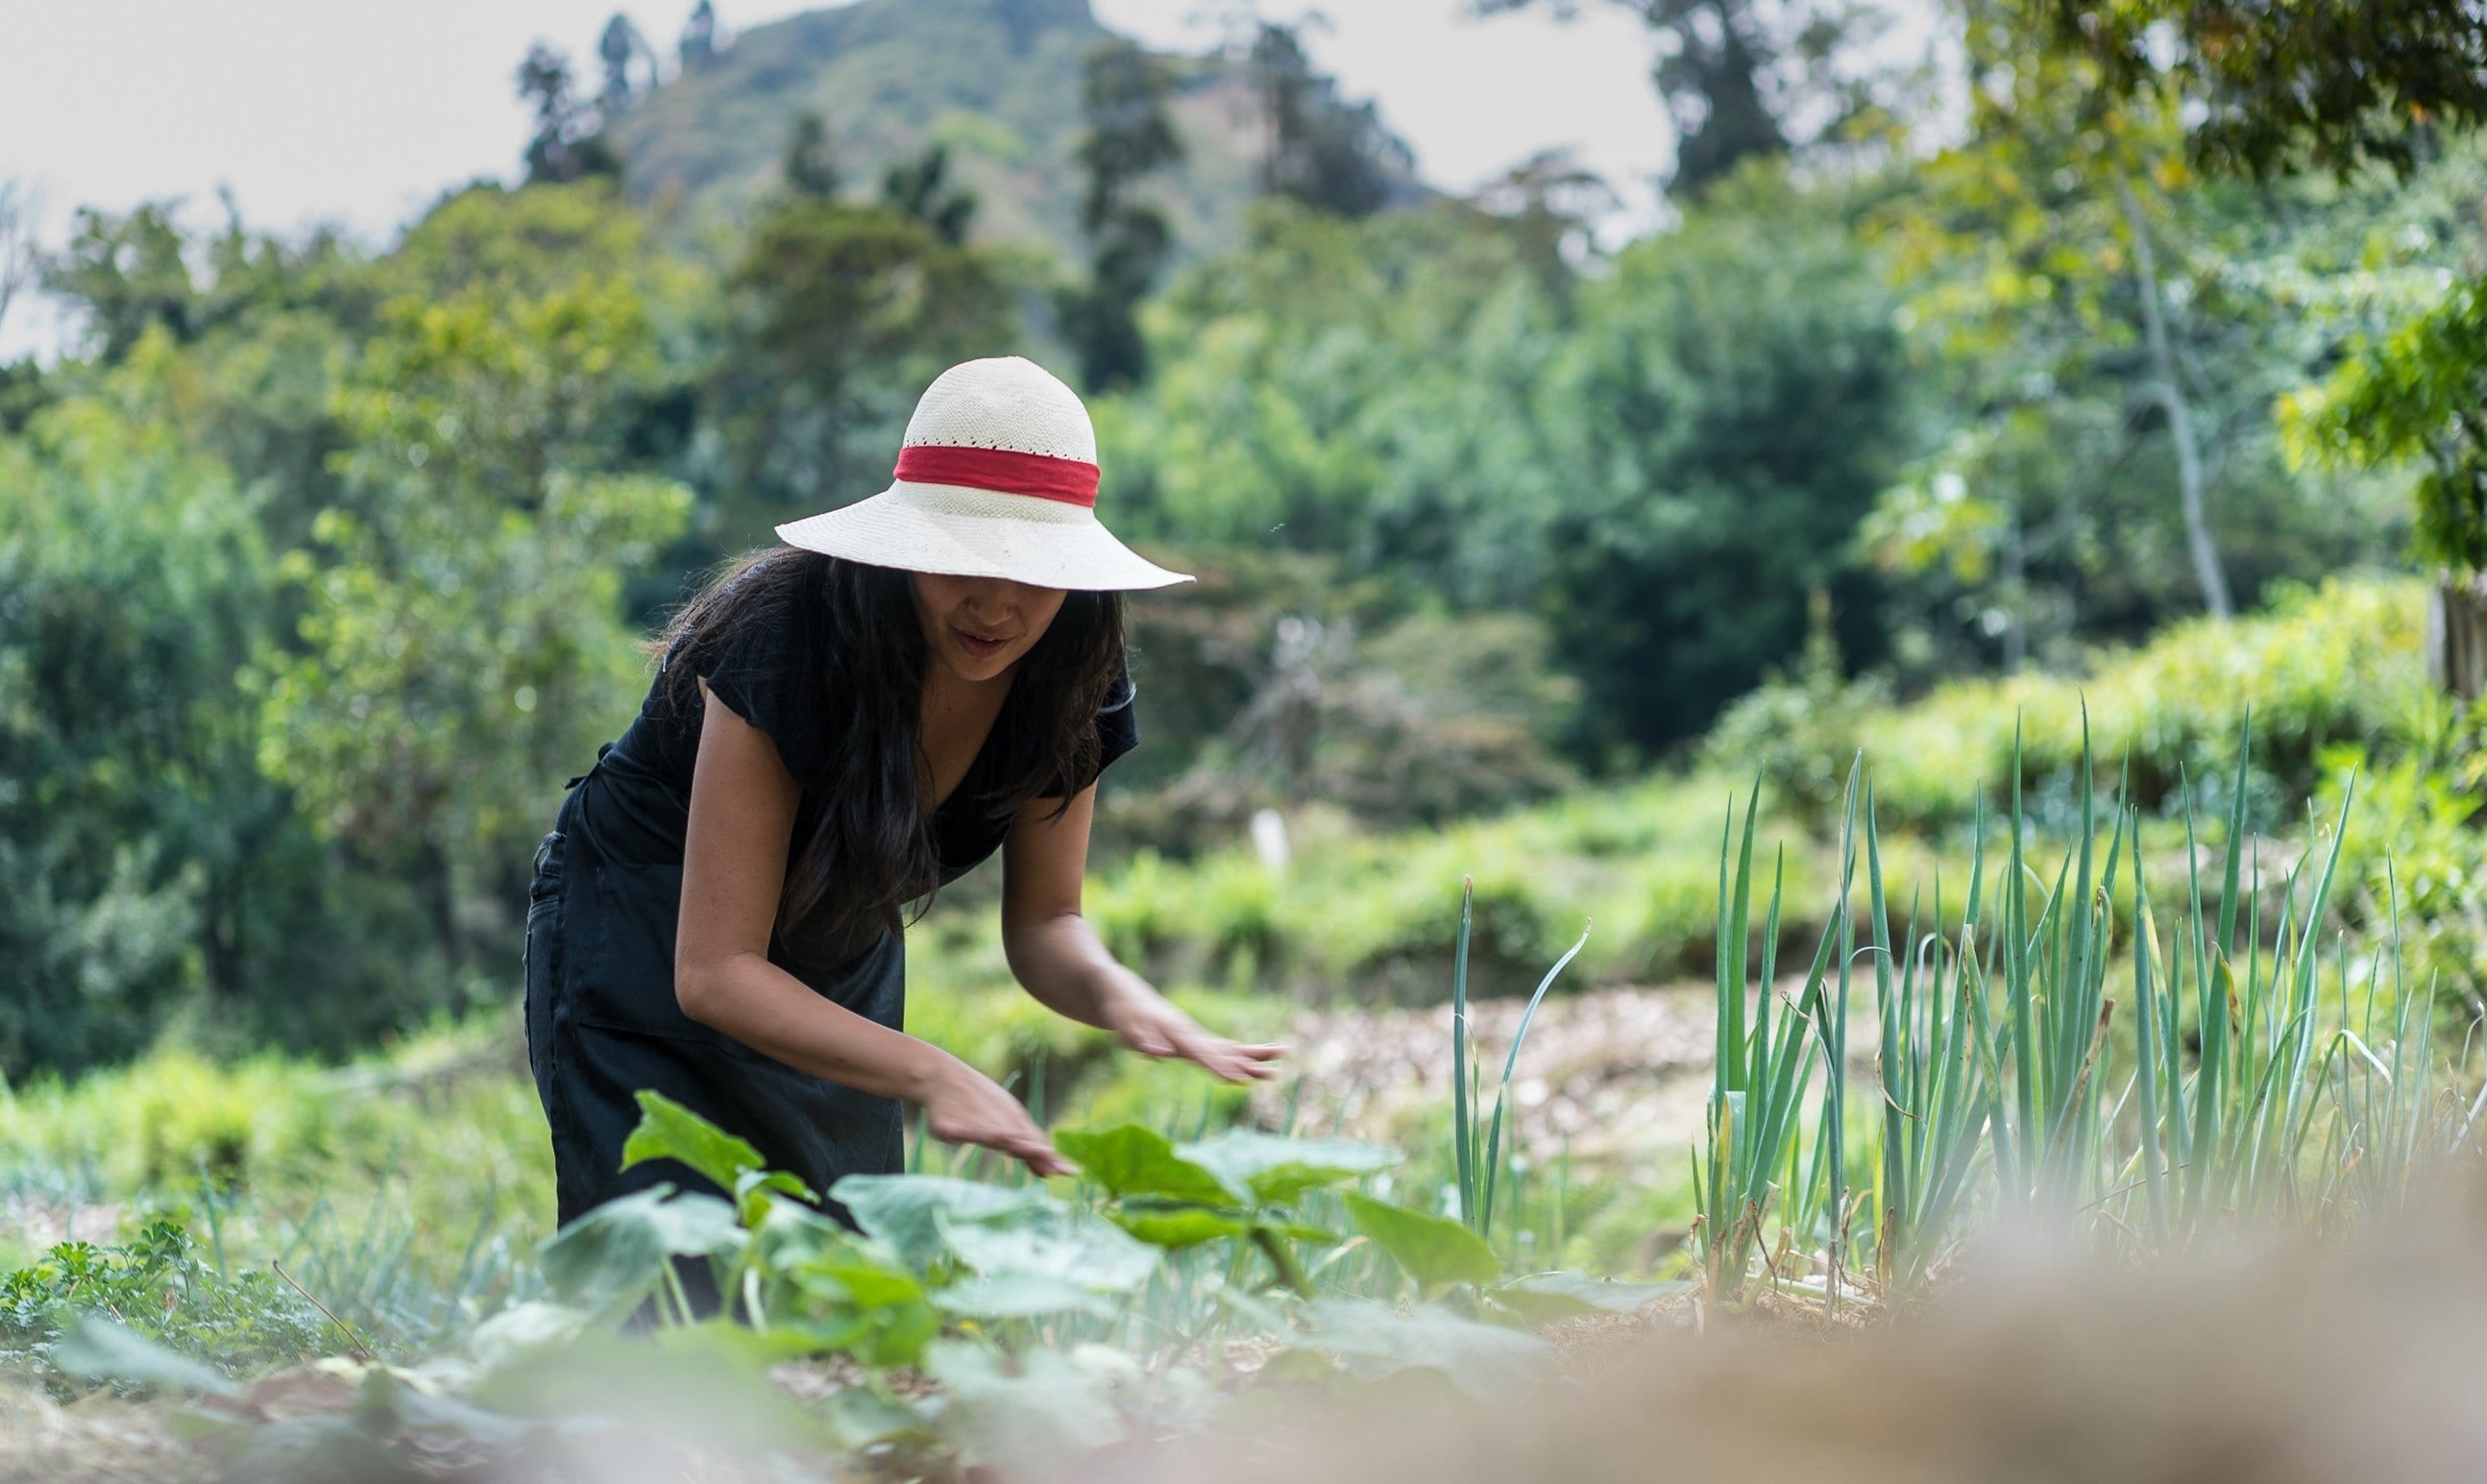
[954,626,1011,659]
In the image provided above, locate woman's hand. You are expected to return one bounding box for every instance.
[918,1058,1076,1178]
[999,784,1285,1086]
[1103,991,1286,1084]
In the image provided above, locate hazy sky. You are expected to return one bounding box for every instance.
[0,0,1674,357]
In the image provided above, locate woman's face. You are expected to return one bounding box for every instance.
[910,571,1068,684]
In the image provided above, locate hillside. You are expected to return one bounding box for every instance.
[603,0,1291,267]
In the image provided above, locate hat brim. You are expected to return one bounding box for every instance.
[775,482,1193,592]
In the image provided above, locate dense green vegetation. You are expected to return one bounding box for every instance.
[9,37,2468,1074]
[3,701,2472,1472]
[5,0,2487,1470]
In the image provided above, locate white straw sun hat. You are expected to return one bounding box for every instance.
[774,355,1192,592]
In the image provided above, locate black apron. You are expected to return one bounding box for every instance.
[523,745,907,1235]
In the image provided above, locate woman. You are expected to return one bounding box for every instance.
[524,355,1280,1240]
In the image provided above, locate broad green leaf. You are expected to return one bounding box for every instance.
[939,1204,1157,1298]
[1483,1271,1689,1325]
[733,1167,818,1227]
[749,1195,859,1273]
[820,1387,938,1451]
[55,1317,240,1398]
[932,1271,1116,1319]
[926,1338,1126,1468]
[791,1250,929,1311]
[1290,1298,1549,1400]
[620,1092,797,1208]
[1055,1125,1239,1204]
[1342,1192,1501,1296]
[785,1246,941,1368]
[827,1175,1052,1271]
[469,1321,835,1452]
[1111,1207,1251,1249]
[1178,1131,1398,1207]
[465,1302,590,1373]
[538,1185,744,1307]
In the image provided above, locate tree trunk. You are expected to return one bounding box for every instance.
[2430,571,2487,701]
[2116,174,2231,620]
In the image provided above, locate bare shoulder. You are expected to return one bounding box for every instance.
[679,677,802,972]
[693,674,798,807]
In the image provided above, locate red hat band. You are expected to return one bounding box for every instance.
[894,444,1100,510]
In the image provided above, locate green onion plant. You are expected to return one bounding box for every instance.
[1696,713,2475,1304]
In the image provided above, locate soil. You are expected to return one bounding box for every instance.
[1247,977,1881,1173]
[0,1197,126,1260]
[1246,983,1722,1165]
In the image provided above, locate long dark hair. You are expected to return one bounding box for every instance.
[650,547,1127,942]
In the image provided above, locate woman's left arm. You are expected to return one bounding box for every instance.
[1001,786,1283,1085]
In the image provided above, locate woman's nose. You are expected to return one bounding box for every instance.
[960,580,1015,616]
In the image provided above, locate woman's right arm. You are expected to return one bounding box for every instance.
[673,677,1072,1177]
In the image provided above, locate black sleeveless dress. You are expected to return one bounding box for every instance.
[522,581,1138,1232]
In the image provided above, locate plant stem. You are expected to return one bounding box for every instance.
[1251,1227,1314,1300]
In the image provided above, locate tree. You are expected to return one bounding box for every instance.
[878,145,978,246]
[1101,205,1580,608]
[1544,167,1909,747]
[256,280,691,1008]
[1105,181,1904,755]
[2036,0,2487,181]
[781,110,841,199]
[2,182,53,435]
[136,199,381,554]
[1864,14,2248,661]
[43,203,197,363]
[597,12,653,117]
[0,385,287,1075]
[708,199,1016,547]
[0,179,38,342]
[679,0,722,71]
[1476,0,1907,196]
[1062,38,1185,391]
[1470,148,1620,296]
[2285,274,2487,693]
[2012,0,2487,692]
[383,177,653,304]
[1247,22,1411,218]
[517,42,622,185]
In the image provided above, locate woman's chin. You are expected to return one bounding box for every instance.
[940,645,1017,683]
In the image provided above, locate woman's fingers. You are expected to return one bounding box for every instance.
[971,1117,1074,1178]
[1114,1003,1290,1083]
[1005,1118,1076,1177]
[925,1067,1077,1177]
[1161,1023,1230,1077]
[1017,1141,1077,1179]
[1167,1028,1285,1084]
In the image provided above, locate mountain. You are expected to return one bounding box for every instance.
[601,0,1281,268]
